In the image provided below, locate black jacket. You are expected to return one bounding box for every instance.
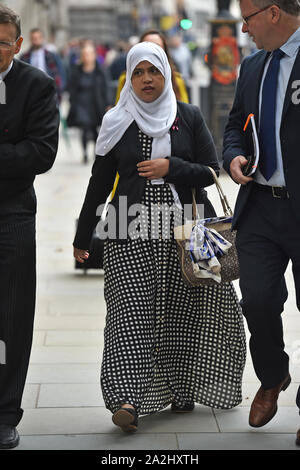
[0,59,59,208]
[223,49,300,229]
[66,63,108,128]
[74,101,219,249]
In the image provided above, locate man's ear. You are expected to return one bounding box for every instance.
[270,5,281,24]
[15,36,23,54]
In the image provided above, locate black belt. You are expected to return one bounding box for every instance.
[253,182,289,199]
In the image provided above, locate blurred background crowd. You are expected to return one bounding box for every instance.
[3,0,256,163]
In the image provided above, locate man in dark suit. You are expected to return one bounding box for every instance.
[0,5,59,448]
[223,0,300,444]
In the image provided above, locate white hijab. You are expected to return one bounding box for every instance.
[95,41,177,162]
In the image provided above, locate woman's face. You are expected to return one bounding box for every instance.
[131,60,165,103]
[80,46,96,66]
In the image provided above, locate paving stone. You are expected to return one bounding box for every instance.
[38,384,105,407]
[18,408,111,435]
[26,364,100,384]
[22,384,40,409]
[137,405,218,433]
[48,296,105,316]
[177,432,300,450]
[29,346,102,364]
[32,331,46,346]
[15,433,178,450]
[214,406,300,433]
[45,330,104,347]
[33,315,105,330]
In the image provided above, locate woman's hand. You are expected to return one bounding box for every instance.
[74,247,89,263]
[137,158,169,180]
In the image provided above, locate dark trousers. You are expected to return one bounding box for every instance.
[0,189,36,426]
[81,126,98,158]
[236,184,300,409]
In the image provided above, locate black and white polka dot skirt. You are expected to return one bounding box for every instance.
[101,132,246,415]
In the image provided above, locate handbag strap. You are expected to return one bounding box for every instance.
[191,188,198,222]
[191,168,233,221]
[208,167,233,217]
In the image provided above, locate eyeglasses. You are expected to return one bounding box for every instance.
[0,37,20,50]
[242,5,273,25]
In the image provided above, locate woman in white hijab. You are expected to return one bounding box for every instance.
[73,42,246,433]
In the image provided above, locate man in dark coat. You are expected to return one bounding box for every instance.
[223,0,300,445]
[67,45,109,163]
[0,5,59,449]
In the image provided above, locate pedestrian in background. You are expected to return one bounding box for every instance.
[223,0,300,446]
[20,27,66,103]
[0,5,59,449]
[168,35,193,84]
[73,42,246,433]
[67,44,109,164]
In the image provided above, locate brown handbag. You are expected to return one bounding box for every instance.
[174,167,239,287]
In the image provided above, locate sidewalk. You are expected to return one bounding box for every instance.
[15,130,300,450]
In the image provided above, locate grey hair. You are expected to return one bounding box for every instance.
[0,4,21,39]
[250,0,300,16]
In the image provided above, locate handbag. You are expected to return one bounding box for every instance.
[174,167,239,287]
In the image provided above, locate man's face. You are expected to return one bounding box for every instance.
[0,23,23,73]
[240,0,273,50]
[30,31,44,50]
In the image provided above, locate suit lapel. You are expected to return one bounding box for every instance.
[281,48,300,122]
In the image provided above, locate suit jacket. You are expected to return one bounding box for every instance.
[74,101,219,249]
[223,49,300,229]
[0,59,59,213]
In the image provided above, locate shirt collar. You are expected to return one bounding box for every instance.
[280,26,300,58]
[0,61,13,81]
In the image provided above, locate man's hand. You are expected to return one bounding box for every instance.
[230,156,254,185]
[137,158,169,180]
[74,247,89,263]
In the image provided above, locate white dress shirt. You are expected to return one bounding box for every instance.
[0,60,13,81]
[0,61,13,103]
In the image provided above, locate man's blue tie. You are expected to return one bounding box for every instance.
[259,48,285,181]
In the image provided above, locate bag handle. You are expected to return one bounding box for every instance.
[207,167,233,217]
[190,167,233,221]
[191,188,198,221]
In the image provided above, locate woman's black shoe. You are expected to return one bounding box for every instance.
[112,407,138,433]
[171,402,195,413]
